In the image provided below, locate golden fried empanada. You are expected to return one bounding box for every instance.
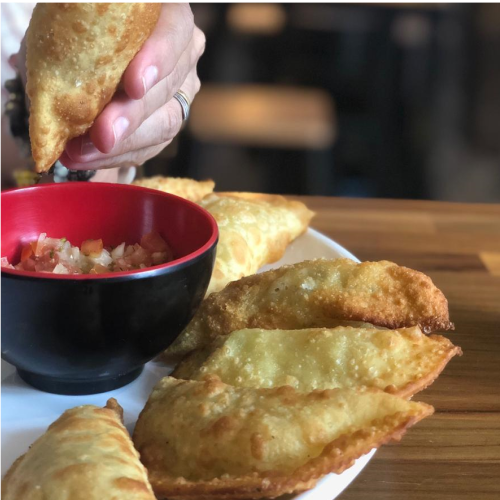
[133,376,433,499]
[171,323,381,379]
[26,3,161,172]
[173,326,461,398]
[164,258,453,359]
[200,192,314,296]
[133,176,215,202]
[2,399,155,500]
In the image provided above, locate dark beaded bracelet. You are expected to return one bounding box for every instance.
[4,77,29,143]
[4,75,96,183]
[51,162,96,182]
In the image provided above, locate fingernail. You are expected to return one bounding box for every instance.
[142,65,158,94]
[112,117,130,146]
[80,136,97,158]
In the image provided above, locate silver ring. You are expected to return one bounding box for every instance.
[173,90,191,121]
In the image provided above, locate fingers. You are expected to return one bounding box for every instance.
[65,98,183,167]
[123,3,197,100]
[83,27,204,154]
[64,69,200,169]
[60,143,169,171]
[62,3,205,171]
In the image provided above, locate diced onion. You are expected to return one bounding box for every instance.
[111,242,125,259]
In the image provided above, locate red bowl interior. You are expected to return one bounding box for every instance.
[1,183,218,279]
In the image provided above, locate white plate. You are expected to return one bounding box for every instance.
[1,228,375,498]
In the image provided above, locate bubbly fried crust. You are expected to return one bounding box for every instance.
[171,323,381,379]
[199,193,314,296]
[172,326,462,398]
[132,177,215,202]
[26,3,161,172]
[173,345,216,380]
[163,258,453,359]
[2,399,155,500]
[133,377,433,499]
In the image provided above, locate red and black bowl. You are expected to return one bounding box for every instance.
[1,183,218,395]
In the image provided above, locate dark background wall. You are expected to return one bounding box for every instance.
[143,3,500,202]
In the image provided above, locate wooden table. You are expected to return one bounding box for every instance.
[297,196,500,500]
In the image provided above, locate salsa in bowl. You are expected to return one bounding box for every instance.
[2,231,173,274]
[1,183,218,395]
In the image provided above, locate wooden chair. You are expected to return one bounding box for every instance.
[226,4,286,36]
[186,84,338,194]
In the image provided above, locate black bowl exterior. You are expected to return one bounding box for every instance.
[1,241,216,395]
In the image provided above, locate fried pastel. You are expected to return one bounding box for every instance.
[133,376,433,499]
[133,176,215,202]
[26,3,161,172]
[173,326,461,398]
[171,323,381,380]
[2,399,155,500]
[200,192,314,296]
[164,258,453,359]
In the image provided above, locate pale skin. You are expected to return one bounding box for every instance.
[10,3,205,181]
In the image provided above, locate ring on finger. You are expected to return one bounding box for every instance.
[173,89,191,121]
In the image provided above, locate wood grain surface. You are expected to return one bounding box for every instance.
[296,197,500,500]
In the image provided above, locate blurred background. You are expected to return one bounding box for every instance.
[142,3,500,202]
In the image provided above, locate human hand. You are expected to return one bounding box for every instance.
[13,3,205,171]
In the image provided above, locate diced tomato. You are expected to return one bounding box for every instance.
[81,239,103,257]
[140,231,169,253]
[90,264,109,274]
[21,244,34,262]
[24,259,37,271]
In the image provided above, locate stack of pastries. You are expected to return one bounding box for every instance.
[3,177,461,500]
